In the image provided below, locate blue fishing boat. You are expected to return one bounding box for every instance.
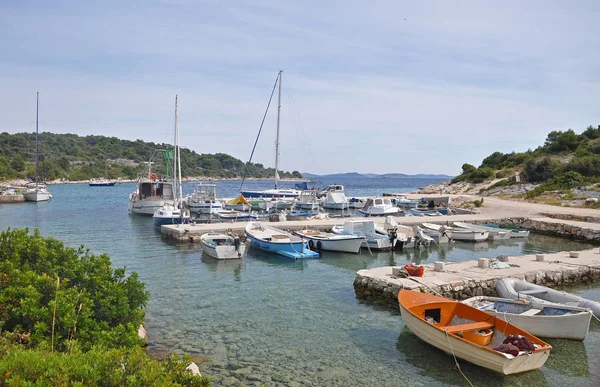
[245,222,319,259]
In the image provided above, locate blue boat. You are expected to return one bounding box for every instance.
[245,222,319,259]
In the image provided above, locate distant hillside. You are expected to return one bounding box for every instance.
[303,172,453,179]
[453,124,600,198]
[0,132,302,181]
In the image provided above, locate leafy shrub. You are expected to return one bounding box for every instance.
[565,154,600,177]
[525,171,588,198]
[495,168,514,179]
[467,167,496,183]
[480,152,506,169]
[0,228,149,352]
[473,198,484,207]
[0,340,211,386]
[523,157,563,182]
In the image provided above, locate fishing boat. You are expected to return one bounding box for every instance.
[295,190,320,211]
[217,210,252,221]
[348,197,365,209]
[399,290,552,375]
[23,92,52,202]
[421,222,488,242]
[245,222,319,259]
[293,230,364,253]
[128,151,176,215]
[462,296,592,341]
[317,184,344,198]
[453,221,512,240]
[89,162,116,186]
[239,71,300,199]
[152,95,190,227]
[331,220,394,250]
[358,197,402,217]
[321,191,349,210]
[224,195,251,212]
[185,183,222,214]
[483,223,530,238]
[393,196,420,208]
[200,233,245,259]
[496,278,600,318]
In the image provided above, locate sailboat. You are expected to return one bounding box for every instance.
[89,161,116,186]
[240,71,301,199]
[153,95,190,228]
[24,92,52,202]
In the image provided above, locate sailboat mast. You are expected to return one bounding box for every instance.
[173,95,179,203]
[274,70,282,189]
[35,91,39,187]
[176,97,183,206]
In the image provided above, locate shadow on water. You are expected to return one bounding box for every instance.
[395,327,548,386]
[543,339,589,377]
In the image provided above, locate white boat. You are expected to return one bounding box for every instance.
[239,71,300,200]
[128,153,176,215]
[422,222,488,242]
[321,192,349,210]
[89,178,116,187]
[496,278,600,318]
[200,233,245,259]
[393,196,420,208]
[224,195,251,212]
[217,210,252,221]
[332,220,393,251]
[453,221,511,240]
[270,198,295,210]
[294,230,364,253]
[186,183,222,214]
[348,198,365,209]
[152,95,190,227]
[462,296,592,341]
[358,197,402,217]
[317,184,344,198]
[483,224,530,238]
[245,222,319,259]
[295,190,320,211]
[24,92,52,202]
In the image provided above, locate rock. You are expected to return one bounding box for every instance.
[186,362,201,376]
[496,254,509,262]
[221,376,240,387]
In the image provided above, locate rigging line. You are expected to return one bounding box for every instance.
[239,73,280,192]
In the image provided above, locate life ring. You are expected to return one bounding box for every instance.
[149,173,158,181]
[308,240,315,249]
[316,241,323,250]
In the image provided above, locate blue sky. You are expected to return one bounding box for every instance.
[1,0,598,175]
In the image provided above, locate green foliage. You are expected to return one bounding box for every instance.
[0,340,211,386]
[480,152,506,169]
[461,163,476,174]
[0,132,301,180]
[0,228,149,352]
[525,171,588,198]
[473,197,484,207]
[543,129,581,153]
[495,168,514,179]
[582,125,600,140]
[523,157,563,183]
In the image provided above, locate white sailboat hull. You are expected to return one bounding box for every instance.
[23,188,51,202]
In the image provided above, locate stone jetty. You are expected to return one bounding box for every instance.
[354,248,600,304]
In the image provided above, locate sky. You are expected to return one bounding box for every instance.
[1,0,599,175]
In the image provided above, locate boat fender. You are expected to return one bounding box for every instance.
[308,240,315,249]
[316,241,322,250]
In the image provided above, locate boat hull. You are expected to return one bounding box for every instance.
[89,182,116,186]
[23,189,51,202]
[240,190,299,198]
[245,223,319,259]
[152,215,188,228]
[322,202,349,210]
[200,234,245,259]
[295,232,364,253]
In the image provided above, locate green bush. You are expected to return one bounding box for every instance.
[0,228,149,352]
[525,171,588,198]
[467,167,496,183]
[0,340,211,386]
[495,168,514,179]
[523,157,563,182]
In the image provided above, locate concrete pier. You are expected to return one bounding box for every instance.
[354,248,600,304]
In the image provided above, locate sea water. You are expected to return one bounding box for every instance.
[0,179,598,386]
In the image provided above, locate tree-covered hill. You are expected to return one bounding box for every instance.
[0,132,302,181]
[452,125,600,197]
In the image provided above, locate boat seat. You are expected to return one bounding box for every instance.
[518,289,548,295]
[444,321,494,334]
[520,308,541,316]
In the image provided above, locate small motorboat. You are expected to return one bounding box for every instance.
[295,190,320,211]
[453,222,511,240]
[399,290,552,375]
[462,296,592,341]
[421,222,489,242]
[217,210,252,221]
[294,230,364,253]
[321,191,349,210]
[152,203,190,228]
[483,224,530,238]
[331,220,394,251]
[185,183,223,214]
[358,197,402,217]
[224,195,251,212]
[347,197,365,209]
[496,278,600,318]
[245,222,319,259]
[200,233,245,259]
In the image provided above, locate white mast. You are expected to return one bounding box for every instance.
[274,70,282,189]
[173,95,178,203]
[176,96,183,207]
[35,91,39,188]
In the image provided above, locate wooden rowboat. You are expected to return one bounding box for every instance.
[398,290,552,375]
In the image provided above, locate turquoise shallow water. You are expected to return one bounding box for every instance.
[1,181,599,386]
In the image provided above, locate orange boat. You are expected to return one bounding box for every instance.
[398,290,552,375]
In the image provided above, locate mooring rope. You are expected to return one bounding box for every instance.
[444,330,475,387]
